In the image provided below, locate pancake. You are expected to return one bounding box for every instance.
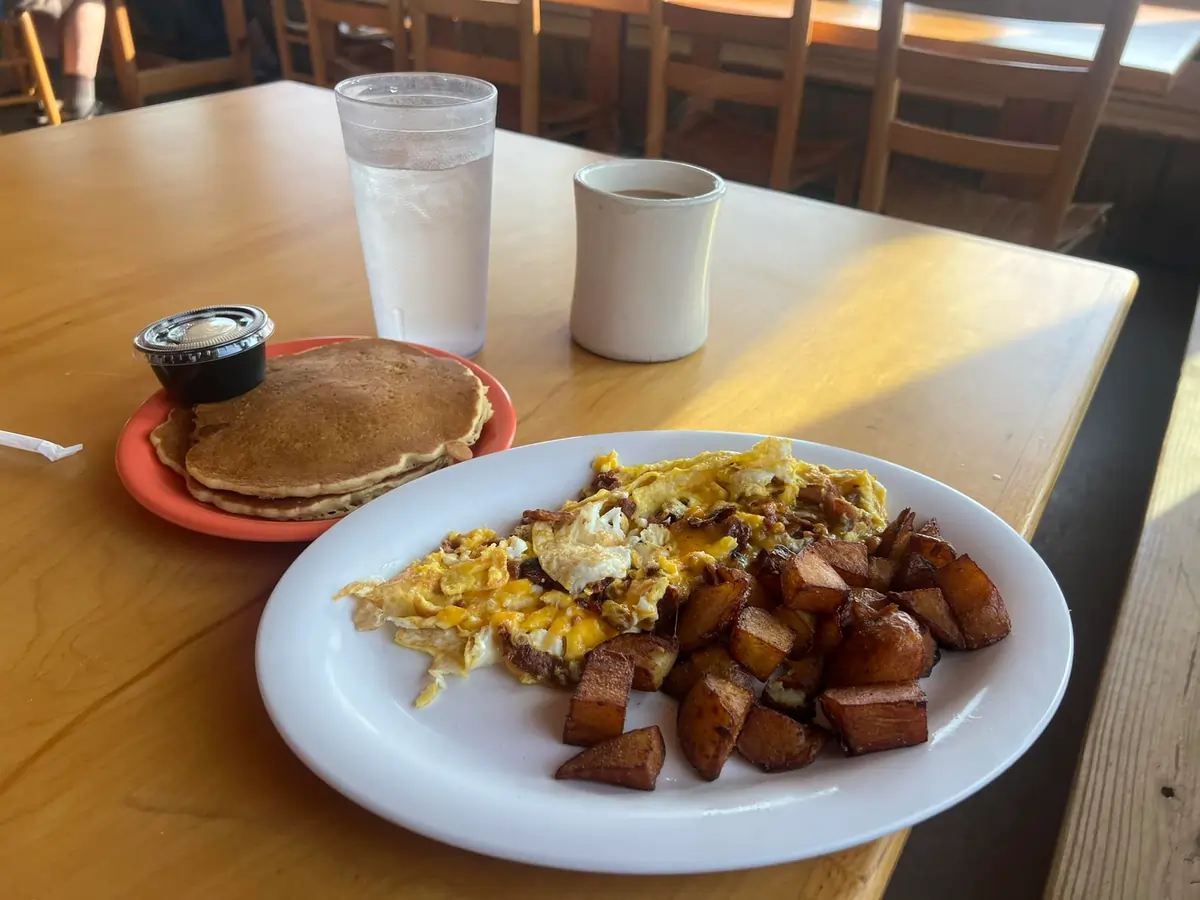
[184,457,449,520]
[186,339,491,499]
[149,407,194,477]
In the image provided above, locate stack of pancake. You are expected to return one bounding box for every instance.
[150,339,492,520]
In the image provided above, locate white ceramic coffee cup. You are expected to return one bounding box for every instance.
[570,160,725,363]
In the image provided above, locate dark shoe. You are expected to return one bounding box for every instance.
[63,100,112,122]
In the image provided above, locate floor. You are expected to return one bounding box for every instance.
[4,66,1199,898]
[885,259,1199,900]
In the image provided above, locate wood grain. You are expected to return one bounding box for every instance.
[1046,303,1200,900]
[0,82,1136,900]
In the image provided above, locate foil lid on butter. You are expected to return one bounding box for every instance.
[134,306,274,366]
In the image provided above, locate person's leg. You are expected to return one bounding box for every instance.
[61,0,105,117]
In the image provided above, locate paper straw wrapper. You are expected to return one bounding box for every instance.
[0,430,83,462]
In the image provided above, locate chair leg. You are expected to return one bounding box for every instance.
[221,0,254,87]
[410,8,429,71]
[645,8,669,158]
[107,0,142,108]
[270,0,295,80]
[389,0,408,72]
[17,11,60,125]
[584,10,621,152]
[299,0,329,86]
[834,156,859,207]
[518,0,540,136]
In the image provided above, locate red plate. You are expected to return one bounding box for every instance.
[115,336,517,542]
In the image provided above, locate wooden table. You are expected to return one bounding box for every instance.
[805,0,1200,96]
[0,82,1136,900]
[1046,300,1200,900]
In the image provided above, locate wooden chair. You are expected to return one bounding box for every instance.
[296,0,407,87]
[271,0,315,83]
[645,0,856,198]
[106,0,254,108]
[0,11,60,126]
[859,0,1141,252]
[409,0,601,138]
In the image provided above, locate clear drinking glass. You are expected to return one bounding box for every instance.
[334,73,498,358]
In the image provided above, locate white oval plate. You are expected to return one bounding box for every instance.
[256,432,1072,875]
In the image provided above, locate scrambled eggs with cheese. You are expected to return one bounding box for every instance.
[340,438,888,706]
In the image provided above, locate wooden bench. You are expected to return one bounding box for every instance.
[1046,300,1200,898]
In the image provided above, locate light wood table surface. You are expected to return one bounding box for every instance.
[0,82,1136,899]
[1046,300,1200,900]
[805,1,1200,96]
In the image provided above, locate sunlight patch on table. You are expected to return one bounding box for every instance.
[661,231,1119,433]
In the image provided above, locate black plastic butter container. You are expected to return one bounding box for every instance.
[133,305,275,404]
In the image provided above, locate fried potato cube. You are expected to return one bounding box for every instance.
[710,564,760,606]
[774,607,816,657]
[841,588,889,627]
[893,553,938,591]
[750,545,795,605]
[890,587,967,650]
[918,623,939,677]
[745,575,775,610]
[820,682,928,756]
[907,531,956,569]
[812,539,869,588]
[563,649,634,747]
[916,628,936,676]
[729,607,796,680]
[812,613,844,654]
[825,605,927,688]
[867,556,897,592]
[916,518,941,539]
[875,508,916,561]
[677,674,754,781]
[662,646,755,700]
[762,655,823,721]
[737,707,830,773]
[555,725,666,791]
[934,555,1012,649]
[677,578,749,653]
[711,563,752,588]
[599,633,680,692]
[781,546,849,614]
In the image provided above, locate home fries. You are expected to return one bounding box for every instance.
[339,436,1012,788]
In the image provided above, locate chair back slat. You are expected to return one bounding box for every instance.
[662,5,788,48]
[889,121,1058,175]
[413,0,522,27]
[424,47,522,85]
[665,60,783,107]
[897,47,1087,103]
